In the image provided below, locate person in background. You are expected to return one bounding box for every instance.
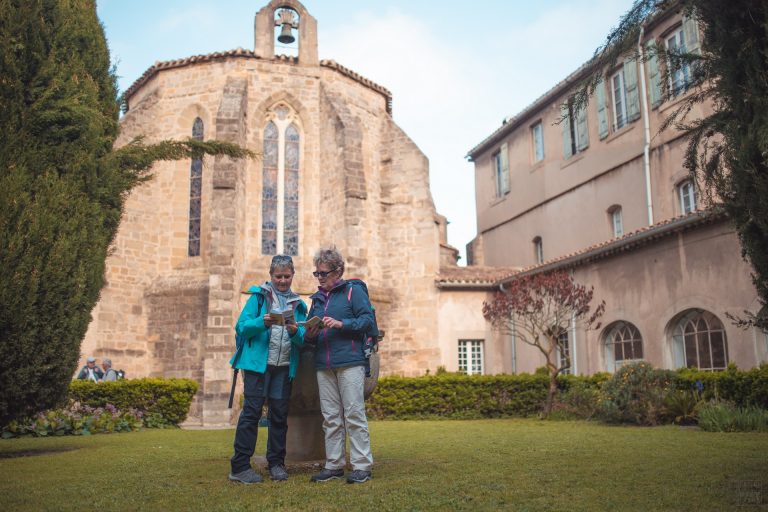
[77,357,103,382]
[101,359,118,382]
[304,246,374,484]
[228,255,307,484]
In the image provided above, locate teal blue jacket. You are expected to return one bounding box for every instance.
[230,285,307,379]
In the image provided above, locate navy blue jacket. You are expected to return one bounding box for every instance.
[305,279,374,370]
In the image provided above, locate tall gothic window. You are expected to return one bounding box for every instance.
[262,105,300,256]
[188,117,204,257]
[671,310,729,371]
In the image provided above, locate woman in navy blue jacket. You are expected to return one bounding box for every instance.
[304,246,374,484]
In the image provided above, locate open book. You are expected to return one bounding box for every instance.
[269,306,295,326]
[298,316,322,330]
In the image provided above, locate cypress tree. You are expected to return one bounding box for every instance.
[0,0,250,424]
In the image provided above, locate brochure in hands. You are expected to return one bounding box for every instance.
[270,306,295,326]
[299,316,322,330]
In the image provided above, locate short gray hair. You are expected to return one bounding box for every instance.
[269,255,295,275]
[313,246,344,276]
[103,358,112,367]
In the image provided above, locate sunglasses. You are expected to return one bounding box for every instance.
[312,269,337,278]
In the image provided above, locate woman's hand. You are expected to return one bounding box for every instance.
[286,323,298,335]
[305,324,320,338]
[263,314,276,327]
[322,317,343,329]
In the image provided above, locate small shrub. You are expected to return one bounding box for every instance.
[1,402,143,438]
[664,390,702,425]
[598,361,678,425]
[698,402,768,432]
[550,381,600,420]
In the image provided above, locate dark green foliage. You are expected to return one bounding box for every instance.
[68,378,199,426]
[366,373,607,420]
[676,364,768,408]
[575,0,768,326]
[663,390,701,425]
[597,361,678,425]
[0,1,250,425]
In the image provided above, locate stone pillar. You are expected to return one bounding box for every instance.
[202,77,248,426]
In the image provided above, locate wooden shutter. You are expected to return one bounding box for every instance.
[624,58,640,122]
[500,143,510,195]
[595,77,609,139]
[682,14,700,55]
[646,42,663,108]
[576,103,589,151]
[561,103,573,159]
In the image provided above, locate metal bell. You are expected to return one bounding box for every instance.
[277,23,295,44]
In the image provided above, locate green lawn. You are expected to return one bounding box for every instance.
[1,419,766,511]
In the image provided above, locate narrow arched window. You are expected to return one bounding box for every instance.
[261,121,279,255]
[188,117,204,257]
[261,105,301,256]
[283,123,300,256]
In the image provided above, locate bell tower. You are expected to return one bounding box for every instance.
[254,0,318,66]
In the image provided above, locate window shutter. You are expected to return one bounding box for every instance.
[623,59,640,122]
[595,77,609,139]
[500,143,510,195]
[682,14,700,55]
[561,103,573,159]
[646,42,663,108]
[576,104,589,151]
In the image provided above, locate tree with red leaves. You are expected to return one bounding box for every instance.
[483,270,605,416]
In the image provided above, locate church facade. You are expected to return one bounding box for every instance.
[81,0,452,425]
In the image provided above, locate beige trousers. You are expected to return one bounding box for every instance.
[316,365,373,471]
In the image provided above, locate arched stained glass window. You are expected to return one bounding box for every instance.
[188,117,204,257]
[261,108,300,256]
[283,123,300,256]
[261,121,279,255]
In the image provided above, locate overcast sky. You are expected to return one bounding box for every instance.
[97,0,635,264]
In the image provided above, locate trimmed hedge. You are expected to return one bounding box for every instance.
[69,378,198,426]
[366,373,608,420]
[676,365,768,409]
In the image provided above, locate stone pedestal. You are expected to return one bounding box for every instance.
[286,348,325,461]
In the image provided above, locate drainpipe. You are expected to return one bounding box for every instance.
[638,25,654,226]
[570,312,578,375]
[499,282,517,373]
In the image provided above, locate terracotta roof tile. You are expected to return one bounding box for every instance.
[437,265,521,288]
[497,208,727,284]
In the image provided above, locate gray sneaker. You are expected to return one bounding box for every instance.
[228,468,263,484]
[269,464,289,481]
[346,470,372,484]
[310,468,344,482]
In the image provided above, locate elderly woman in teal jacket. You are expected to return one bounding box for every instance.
[228,255,307,484]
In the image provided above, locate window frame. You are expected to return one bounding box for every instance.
[666,27,691,97]
[672,310,729,371]
[557,329,572,375]
[611,207,624,238]
[604,321,644,373]
[458,339,484,375]
[611,69,628,131]
[533,236,544,264]
[531,121,544,163]
[677,179,696,214]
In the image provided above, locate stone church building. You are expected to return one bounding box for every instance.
[81,0,469,425]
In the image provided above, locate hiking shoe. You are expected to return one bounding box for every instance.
[269,464,289,481]
[347,470,372,484]
[310,468,344,482]
[228,468,263,484]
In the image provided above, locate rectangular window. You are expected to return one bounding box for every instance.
[612,209,624,238]
[611,69,627,130]
[534,238,544,264]
[531,122,544,163]
[458,340,484,375]
[561,97,589,159]
[678,180,696,214]
[666,28,691,96]
[493,144,510,197]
